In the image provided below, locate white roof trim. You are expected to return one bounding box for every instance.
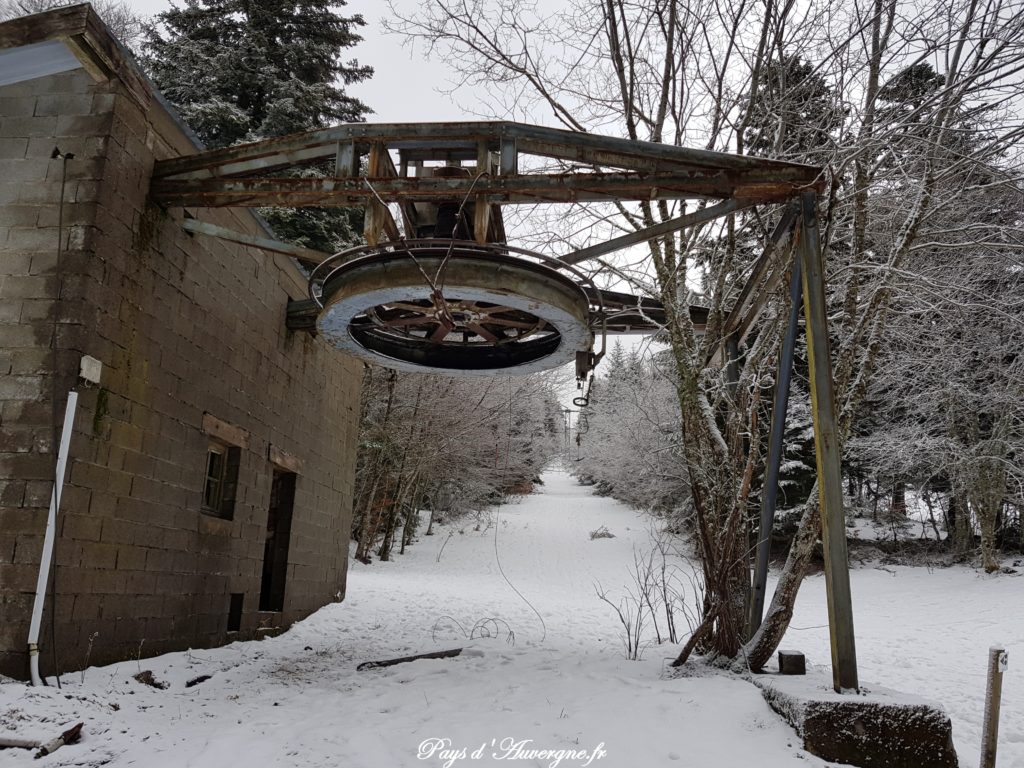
[0,38,81,87]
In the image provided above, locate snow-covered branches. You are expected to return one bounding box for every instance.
[571,342,689,515]
[351,368,565,562]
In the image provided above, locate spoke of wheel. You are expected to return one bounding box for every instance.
[466,322,500,343]
[429,319,453,342]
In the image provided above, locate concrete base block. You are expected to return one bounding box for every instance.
[753,668,958,767]
[778,649,806,675]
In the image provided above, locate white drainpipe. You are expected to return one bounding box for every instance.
[28,391,78,686]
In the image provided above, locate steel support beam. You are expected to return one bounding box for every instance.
[798,190,858,692]
[702,205,798,369]
[151,120,823,181]
[474,140,492,244]
[722,205,798,339]
[559,199,745,265]
[151,172,802,208]
[181,218,327,266]
[363,143,401,245]
[748,256,802,638]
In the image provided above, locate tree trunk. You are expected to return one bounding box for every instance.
[891,480,906,516]
[740,488,821,671]
[972,458,1005,573]
[400,477,421,554]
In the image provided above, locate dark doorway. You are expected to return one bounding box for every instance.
[260,470,296,612]
[227,593,244,632]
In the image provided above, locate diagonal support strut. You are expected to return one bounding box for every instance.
[558,198,747,265]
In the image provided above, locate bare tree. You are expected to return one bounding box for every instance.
[388,0,1024,670]
[847,174,1024,570]
[352,368,565,562]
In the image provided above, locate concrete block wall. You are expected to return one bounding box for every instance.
[0,67,362,679]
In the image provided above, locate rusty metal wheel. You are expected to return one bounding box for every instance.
[314,242,594,376]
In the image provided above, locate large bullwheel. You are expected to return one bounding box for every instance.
[315,243,594,376]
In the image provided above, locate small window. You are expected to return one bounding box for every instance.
[202,443,241,519]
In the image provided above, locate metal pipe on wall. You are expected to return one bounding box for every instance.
[28,390,78,686]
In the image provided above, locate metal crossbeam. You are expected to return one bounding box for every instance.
[722,205,799,339]
[181,219,327,266]
[152,121,824,181]
[151,173,800,208]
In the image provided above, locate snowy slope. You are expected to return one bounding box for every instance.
[2,469,1019,767]
[1,470,822,768]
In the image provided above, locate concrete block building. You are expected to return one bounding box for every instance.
[0,6,362,679]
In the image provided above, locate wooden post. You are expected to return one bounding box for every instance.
[499,137,518,175]
[748,256,802,637]
[797,190,858,692]
[363,142,385,246]
[980,646,1008,768]
[334,141,356,178]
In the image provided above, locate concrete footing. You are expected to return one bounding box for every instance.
[752,668,958,767]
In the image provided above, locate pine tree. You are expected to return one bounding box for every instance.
[145,0,373,252]
[742,55,844,160]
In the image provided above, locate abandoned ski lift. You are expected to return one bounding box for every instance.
[151,121,857,693]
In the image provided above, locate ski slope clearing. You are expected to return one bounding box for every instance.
[1,469,1019,767]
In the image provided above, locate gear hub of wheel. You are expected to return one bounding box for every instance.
[314,241,594,376]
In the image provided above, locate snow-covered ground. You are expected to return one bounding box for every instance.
[783,560,1023,765]
[846,488,947,542]
[1,469,1020,767]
